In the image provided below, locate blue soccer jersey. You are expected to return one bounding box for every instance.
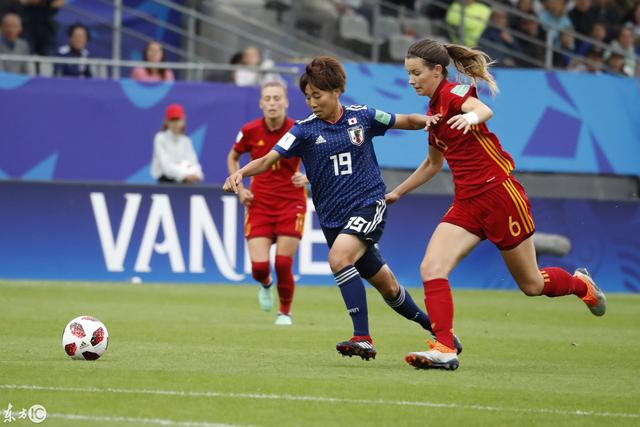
[274,105,396,228]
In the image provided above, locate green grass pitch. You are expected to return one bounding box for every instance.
[1,280,639,426]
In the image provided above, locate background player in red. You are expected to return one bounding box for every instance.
[227,81,308,326]
[386,39,607,370]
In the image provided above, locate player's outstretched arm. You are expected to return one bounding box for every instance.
[393,113,429,130]
[385,146,444,204]
[223,150,281,193]
[226,148,254,205]
[446,96,493,135]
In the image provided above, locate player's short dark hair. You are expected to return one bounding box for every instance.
[299,56,345,94]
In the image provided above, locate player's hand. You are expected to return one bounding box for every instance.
[424,114,441,131]
[447,114,472,134]
[291,172,309,187]
[384,191,400,205]
[238,188,254,206]
[223,172,243,193]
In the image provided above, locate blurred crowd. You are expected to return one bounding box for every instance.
[275,0,639,76]
[0,0,638,78]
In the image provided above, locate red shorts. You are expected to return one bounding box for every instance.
[244,199,306,240]
[442,177,536,250]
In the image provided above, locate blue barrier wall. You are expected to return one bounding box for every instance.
[1,181,637,292]
[1,67,639,184]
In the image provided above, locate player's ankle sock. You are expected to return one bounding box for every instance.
[541,267,587,298]
[423,278,455,349]
[275,255,295,315]
[251,261,271,287]
[384,286,432,333]
[334,265,369,337]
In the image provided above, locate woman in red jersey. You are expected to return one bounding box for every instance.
[386,39,607,370]
[227,81,308,326]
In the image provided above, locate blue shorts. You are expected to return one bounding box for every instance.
[321,200,387,279]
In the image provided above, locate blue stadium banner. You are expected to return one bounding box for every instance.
[1,68,639,185]
[1,181,638,293]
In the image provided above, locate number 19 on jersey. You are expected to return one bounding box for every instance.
[330,152,352,176]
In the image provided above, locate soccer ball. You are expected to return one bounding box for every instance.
[62,316,109,360]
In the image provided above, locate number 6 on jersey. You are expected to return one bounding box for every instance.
[330,152,352,176]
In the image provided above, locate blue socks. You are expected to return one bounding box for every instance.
[334,265,369,337]
[385,285,433,333]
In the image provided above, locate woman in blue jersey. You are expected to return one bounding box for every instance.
[224,56,461,361]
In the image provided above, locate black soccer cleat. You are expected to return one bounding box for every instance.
[336,336,376,361]
[453,334,463,355]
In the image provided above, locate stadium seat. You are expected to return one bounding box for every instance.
[388,34,416,61]
[374,15,402,40]
[402,16,434,38]
[339,13,373,44]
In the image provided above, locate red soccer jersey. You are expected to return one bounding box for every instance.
[233,117,305,205]
[428,79,515,199]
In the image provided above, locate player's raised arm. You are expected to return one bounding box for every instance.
[385,146,444,204]
[392,113,429,130]
[223,149,281,193]
[446,96,493,134]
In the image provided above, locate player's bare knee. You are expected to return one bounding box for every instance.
[328,250,355,273]
[519,280,543,296]
[420,260,448,282]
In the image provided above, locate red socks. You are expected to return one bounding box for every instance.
[275,255,295,315]
[541,267,587,298]
[251,261,271,286]
[423,278,455,350]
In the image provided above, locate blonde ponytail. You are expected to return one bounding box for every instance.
[444,44,499,95]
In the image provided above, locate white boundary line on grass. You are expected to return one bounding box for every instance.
[47,413,249,427]
[2,384,639,420]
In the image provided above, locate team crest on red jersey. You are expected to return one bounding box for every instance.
[348,125,365,146]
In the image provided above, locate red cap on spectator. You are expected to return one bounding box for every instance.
[165,104,185,120]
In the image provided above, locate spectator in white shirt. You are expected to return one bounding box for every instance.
[234,45,282,87]
[151,104,204,184]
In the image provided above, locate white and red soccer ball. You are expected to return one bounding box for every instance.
[62,316,109,360]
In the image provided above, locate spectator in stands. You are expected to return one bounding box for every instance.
[54,23,91,78]
[588,0,621,38]
[151,104,203,184]
[553,29,577,67]
[21,0,64,56]
[569,0,596,36]
[234,45,282,87]
[0,13,30,74]
[445,0,492,47]
[576,20,608,54]
[0,0,22,20]
[515,17,548,66]
[624,2,640,42]
[480,7,522,66]
[511,0,539,23]
[569,44,605,71]
[538,0,574,46]
[605,26,636,74]
[131,40,175,82]
[604,48,630,74]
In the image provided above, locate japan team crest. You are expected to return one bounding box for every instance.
[348,125,365,146]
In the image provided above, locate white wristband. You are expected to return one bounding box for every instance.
[462,111,480,125]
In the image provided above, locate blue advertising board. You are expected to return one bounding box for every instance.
[1,181,638,293]
[1,67,639,185]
